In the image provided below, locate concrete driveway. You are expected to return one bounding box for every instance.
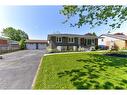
[0,50,45,89]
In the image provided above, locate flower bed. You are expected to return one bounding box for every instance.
[105,51,127,58]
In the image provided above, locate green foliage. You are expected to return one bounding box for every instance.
[122,79,127,83]
[103,81,114,89]
[95,45,99,50]
[19,39,26,50]
[2,27,29,41]
[92,32,96,36]
[60,5,127,29]
[33,52,127,89]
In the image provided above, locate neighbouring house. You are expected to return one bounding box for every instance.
[0,37,8,45]
[98,33,127,50]
[0,37,8,52]
[48,33,98,52]
[26,40,48,50]
[8,40,19,50]
[0,36,20,53]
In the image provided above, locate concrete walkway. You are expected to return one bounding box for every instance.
[44,51,91,56]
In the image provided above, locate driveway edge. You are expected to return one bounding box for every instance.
[31,56,44,89]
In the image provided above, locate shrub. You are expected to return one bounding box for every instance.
[19,39,26,50]
[95,45,99,50]
[122,79,127,83]
[47,48,59,53]
[114,86,124,89]
[103,82,114,89]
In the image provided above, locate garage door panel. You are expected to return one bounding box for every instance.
[26,43,47,50]
[38,44,47,50]
[26,44,36,50]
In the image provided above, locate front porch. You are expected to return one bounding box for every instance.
[56,45,96,52]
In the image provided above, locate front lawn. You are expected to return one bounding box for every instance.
[33,52,127,89]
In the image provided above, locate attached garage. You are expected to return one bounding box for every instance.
[26,40,48,50]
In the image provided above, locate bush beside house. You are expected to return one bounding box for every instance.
[19,39,26,50]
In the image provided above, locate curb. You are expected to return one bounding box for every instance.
[44,51,87,56]
[31,56,44,89]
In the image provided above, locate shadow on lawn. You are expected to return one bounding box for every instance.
[57,54,127,89]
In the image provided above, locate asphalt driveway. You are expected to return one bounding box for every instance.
[0,50,45,89]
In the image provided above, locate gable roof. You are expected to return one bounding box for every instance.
[101,34,127,40]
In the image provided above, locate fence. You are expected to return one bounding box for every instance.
[0,45,20,54]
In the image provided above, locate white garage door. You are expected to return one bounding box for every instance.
[26,43,47,50]
[38,44,47,50]
[26,43,36,50]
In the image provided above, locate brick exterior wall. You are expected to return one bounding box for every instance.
[0,39,8,45]
[126,40,127,48]
[95,38,98,46]
[114,40,126,49]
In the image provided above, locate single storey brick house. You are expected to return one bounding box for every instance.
[48,33,98,52]
[98,33,127,50]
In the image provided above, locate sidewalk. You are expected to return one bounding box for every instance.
[44,51,91,56]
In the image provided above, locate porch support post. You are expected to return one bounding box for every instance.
[78,38,81,51]
[78,38,80,46]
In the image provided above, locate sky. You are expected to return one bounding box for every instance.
[0,6,127,40]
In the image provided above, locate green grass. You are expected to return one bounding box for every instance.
[33,52,127,89]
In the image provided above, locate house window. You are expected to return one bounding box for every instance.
[68,38,74,43]
[92,39,95,45]
[56,37,62,43]
[86,39,94,45]
[92,39,95,43]
[87,39,92,45]
[102,39,104,42]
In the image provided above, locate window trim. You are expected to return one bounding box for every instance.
[68,37,74,43]
[56,37,62,43]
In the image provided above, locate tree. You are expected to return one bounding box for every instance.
[19,39,26,50]
[17,29,29,40]
[60,5,127,30]
[92,32,96,36]
[2,27,29,41]
[108,31,111,33]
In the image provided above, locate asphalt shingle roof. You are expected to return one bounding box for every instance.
[101,34,127,40]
